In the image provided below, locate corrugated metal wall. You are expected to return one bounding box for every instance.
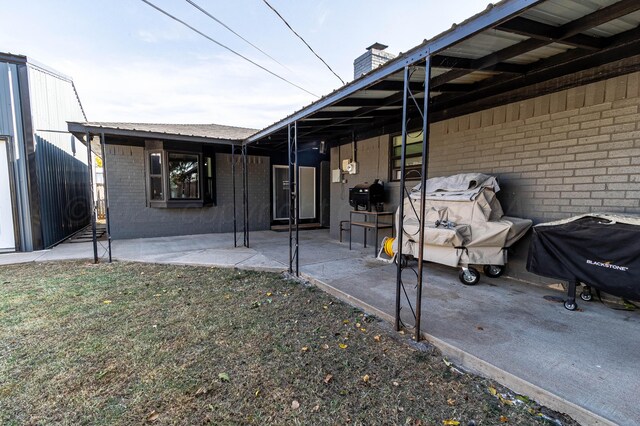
[0,57,90,250]
[27,63,90,248]
[35,135,90,247]
[28,64,87,161]
[0,61,33,250]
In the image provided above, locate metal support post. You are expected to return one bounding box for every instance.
[415,58,432,341]
[395,66,410,331]
[295,122,300,276]
[287,123,299,276]
[242,144,249,248]
[232,145,237,247]
[100,133,112,262]
[86,132,98,263]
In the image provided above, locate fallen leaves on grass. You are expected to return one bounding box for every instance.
[146,410,159,422]
[0,261,581,426]
[442,420,460,425]
[500,415,509,422]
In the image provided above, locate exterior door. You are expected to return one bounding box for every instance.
[0,138,16,252]
[272,165,316,220]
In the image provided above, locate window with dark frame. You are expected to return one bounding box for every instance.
[145,146,215,207]
[168,152,200,200]
[148,151,164,200]
[391,131,424,180]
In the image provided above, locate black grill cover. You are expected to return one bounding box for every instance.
[527,214,640,301]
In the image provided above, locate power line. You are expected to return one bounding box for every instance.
[139,0,318,98]
[261,0,345,85]
[184,0,290,71]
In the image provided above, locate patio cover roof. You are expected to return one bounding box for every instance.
[68,121,258,154]
[246,0,640,149]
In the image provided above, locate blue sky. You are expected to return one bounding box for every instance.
[1,0,488,129]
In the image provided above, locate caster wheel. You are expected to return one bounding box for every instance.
[580,292,592,302]
[394,255,408,268]
[483,264,505,278]
[564,300,577,311]
[459,267,480,286]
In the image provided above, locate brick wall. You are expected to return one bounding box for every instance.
[330,71,640,283]
[105,145,270,239]
[330,135,396,244]
[429,72,640,223]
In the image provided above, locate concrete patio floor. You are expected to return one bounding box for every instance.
[1,229,638,425]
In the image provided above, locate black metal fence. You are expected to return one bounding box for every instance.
[35,136,91,248]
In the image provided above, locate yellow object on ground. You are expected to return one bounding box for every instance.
[383,237,395,257]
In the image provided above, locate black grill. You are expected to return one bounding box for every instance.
[349,180,385,211]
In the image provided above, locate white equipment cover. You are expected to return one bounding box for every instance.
[395,173,532,267]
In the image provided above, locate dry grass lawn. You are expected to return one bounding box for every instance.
[0,261,578,425]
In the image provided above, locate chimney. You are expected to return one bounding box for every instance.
[353,43,396,79]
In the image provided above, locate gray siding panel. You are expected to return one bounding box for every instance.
[106,146,270,239]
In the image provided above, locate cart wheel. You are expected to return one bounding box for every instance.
[394,255,408,268]
[564,300,577,311]
[483,264,505,278]
[459,267,480,286]
[580,291,592,302]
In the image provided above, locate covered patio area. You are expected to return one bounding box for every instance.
[2,229,637,425]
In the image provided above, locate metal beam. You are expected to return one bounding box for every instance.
[334,97,405,108]
[558,0,640,40]
[496,17,605,50]
[432,0,640,88]
[297,90,412,140]
[367,80,425,92]
[431,25,640,118]
[431,55,527,74]
[301,110,400,120]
